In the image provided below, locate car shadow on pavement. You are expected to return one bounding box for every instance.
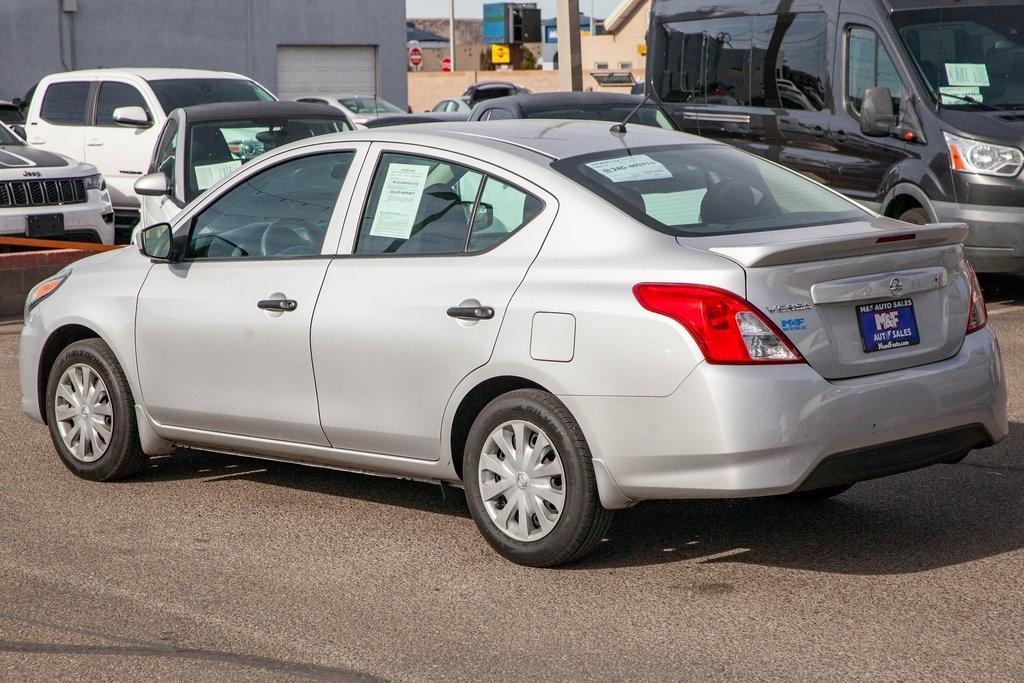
[135,426,1023,575]
[980,273,1024,307]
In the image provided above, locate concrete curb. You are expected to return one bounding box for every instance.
[0,250,92,318]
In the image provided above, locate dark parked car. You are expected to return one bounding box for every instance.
[467,92,677,130]
[463,81,530,106]
[649,0,1024,273]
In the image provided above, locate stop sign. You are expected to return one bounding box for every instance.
[408,46,423,68]
[441,56,452,72]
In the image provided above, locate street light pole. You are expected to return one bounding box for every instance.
[556,0,582,91]
[449,0,457,71]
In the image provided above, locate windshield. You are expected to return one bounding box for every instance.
[149,79,275,113]
[185,117,349,201]
[339,97,403,114]
[552,144,867,237]
[891,4,1024,108]
[0,123,22,145]
[524,104,678,130]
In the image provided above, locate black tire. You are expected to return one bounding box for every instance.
[781,484,854,502]
[463,389,613,567]
[898,207,930,225]
[44,338,148,481]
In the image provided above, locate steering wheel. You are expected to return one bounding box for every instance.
[259,217,321,257]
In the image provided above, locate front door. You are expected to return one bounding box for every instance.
[84,80,162,210]
[829,21,913,207]
[136,147,362,445]
[311,146,555,460]
[27,80,91,161]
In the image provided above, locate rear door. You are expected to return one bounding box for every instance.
[84,79,162,209]
[26,79,91,161]
[311,144,555,460]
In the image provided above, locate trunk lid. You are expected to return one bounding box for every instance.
[680,217,972,380]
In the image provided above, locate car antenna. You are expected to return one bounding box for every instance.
[610,93,651,134]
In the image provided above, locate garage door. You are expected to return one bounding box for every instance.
[276,45,378,100]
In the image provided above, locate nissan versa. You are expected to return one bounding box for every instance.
[19,121,1007,566]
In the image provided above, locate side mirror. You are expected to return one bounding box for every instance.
[860,87,898,137]
[10,124,26,140]
[113,106,151,128]
[137,223,173,261]
[134,172,170,197]
[474,202,494,231]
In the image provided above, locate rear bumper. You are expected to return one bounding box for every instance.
[562,326,1008,509]
[933,200,1024,273]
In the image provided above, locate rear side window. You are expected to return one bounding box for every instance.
[95,82,152,126]
[754,13,829,110]
[355,153,542,255]
[552,144,867,237]
[40,82,91,125]
[847,27,905,115]
[656,16,755,105]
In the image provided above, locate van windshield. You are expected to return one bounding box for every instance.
[552,144,867,237]
[892,4,1024,109]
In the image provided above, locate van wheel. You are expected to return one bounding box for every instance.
[897,207,930,225]
[44,339,148,481]
[463,389,613,567]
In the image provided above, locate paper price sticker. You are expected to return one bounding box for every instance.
[586,154,672,183]
[369,163,430,239]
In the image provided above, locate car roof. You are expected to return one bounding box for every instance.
[176,101,346,123]
[479,92,646,111]
[279,119,703,163]
[44,68,253,81]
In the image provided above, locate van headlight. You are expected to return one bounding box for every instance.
[944,132,1024,177]
[82,173,106,191]
[25,271,70,319]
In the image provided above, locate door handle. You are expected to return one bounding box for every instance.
[832,129,848,143]
[812,125,825,138]
[257,299,298,312]
[447,305,494,321]
[85,138,104,146]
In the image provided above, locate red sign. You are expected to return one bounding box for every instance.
[441,56,452,72]
[408,46,423,68]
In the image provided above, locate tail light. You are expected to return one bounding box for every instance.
[633,283,804,364]
[966,263,988,334]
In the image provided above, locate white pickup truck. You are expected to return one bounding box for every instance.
[21,69,275,237]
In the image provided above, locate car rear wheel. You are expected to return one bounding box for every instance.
[464,389,613,567]
[45,339,148,481]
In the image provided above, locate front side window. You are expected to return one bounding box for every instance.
[148,78,274,113]
[355,153,542,255]
[187,152,353,259]
[0,123,23,145]
[95,81,151,126]
[891,4,1024,109]
[185,117,350,201]
[552,144,866,237]
[847,27,905,115]
[40,81,91,125]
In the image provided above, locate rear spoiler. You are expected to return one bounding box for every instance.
[703,222,969,268]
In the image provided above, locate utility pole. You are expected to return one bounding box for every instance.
[449,0,457,71]
[589,0,594,36]
[556,0,582,91]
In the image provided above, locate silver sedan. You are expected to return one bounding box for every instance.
[19,121,1007,566]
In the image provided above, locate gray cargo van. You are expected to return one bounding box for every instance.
[649,0,1024,272]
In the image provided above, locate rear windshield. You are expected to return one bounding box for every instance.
[552,144,867,236]
[148,78,274,113]
[524,104,677,130]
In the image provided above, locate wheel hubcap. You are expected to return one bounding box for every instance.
[55,363,113,463]
[478,420,565,542]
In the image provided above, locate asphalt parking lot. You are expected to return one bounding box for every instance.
[1,278,1022,682]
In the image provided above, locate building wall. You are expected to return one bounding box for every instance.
[579,1,649,75]
[0,0,408,107]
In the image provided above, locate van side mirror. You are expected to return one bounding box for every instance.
[10,124,26,140]
[137,223,173,261]
[134,172,170,197]
[113,106,151,128]
[860,87,898,137]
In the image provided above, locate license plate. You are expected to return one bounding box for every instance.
[856,298,920,353]
[27,213,65,237]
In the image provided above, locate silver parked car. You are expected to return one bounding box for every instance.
[19,121,1007,566]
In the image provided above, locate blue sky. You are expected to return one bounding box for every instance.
[407,0,624,19]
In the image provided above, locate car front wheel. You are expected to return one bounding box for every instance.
[45,338,148,481]
[464,389,613,567]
